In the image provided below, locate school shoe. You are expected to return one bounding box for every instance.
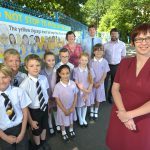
[62,134,69,142]
[42,141,52,150]
[38,146,44,150]
[83,120,88,127]
[56,125,61,133]
[94,113,98,119]
[90,112,94,120]
[29,140,36,150]
[79,123,84,128]
[49,128,55,135]
[78,121,84,128]
[90,112,94,117]
[69,131,75,138]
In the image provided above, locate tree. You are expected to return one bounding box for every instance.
[98,0,150,42]
[7,0,87,23]
[81,0,113,26]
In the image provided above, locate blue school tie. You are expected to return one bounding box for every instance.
[36,81,47,111]
[13,78,19,87]
[1,93,16,121]
[91,38,94,54]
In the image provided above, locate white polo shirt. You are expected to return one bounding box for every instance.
[0,85,31,131]
[19,74,49,109]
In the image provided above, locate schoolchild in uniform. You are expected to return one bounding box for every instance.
[0,63,31,150]
[3,49,27,87]
[73,52,95,127]
[55,48,74,78]
[40,52,58,135]
[53,65,78,142]
[19,54,50,150]
[52,48,74,85]
[51,48,75,132]
[90,44,110,119]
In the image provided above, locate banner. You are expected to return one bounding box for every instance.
[0,7,71,62]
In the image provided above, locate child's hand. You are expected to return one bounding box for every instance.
[82,94,88,102]
[64,109,70,116]
[6,135,16,144]
[78,83,84,90]
[16,133,24,143]
[69,107,75,113]
[31,120,39,130]
[94,82,101,89]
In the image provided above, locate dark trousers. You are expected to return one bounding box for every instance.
[105,64,119,102]
[0,124,28,150]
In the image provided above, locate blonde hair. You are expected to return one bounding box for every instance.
[24,54,42,67]
[0,63,13,78]
[4,49,20,61]
[79,52,93,84]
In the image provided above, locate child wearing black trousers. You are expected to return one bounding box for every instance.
[20,54,50,150]
[0,63,31,150]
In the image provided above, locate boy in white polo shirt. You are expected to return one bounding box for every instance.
[20,54,50,150]
[0,63,31,150]
[3,49,27,87]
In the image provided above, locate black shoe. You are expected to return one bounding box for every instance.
[83,123,88,127]
[78,121,84,128]
[62,134,69,142]
[69,131,75,138]
[49,128,55,135]
[56,125,61,133]
[42,141,52,150]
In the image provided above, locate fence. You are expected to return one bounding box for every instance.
[0,0,88,40]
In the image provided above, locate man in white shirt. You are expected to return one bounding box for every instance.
[104,28,126,103]
[82,25,102,57]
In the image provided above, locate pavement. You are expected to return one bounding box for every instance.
[47,102,112,150]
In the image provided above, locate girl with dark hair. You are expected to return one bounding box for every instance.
[53,65,78,142]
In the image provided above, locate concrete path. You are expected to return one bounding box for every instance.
[48,102,112,150]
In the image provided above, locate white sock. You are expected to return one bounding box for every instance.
[82,106,87,124]
[48,113,53,128]
[90,106,94,113]
[53,111,58,126]
[62,130,66,135]
[77,107,83,125]
[95,107,99,113]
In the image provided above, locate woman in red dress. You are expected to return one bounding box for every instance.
[106,23,150,150]
[64,31,82,67]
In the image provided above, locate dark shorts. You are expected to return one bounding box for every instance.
[29,106,48,136]
[0,123,28,150]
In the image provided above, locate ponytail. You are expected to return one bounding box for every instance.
[87,63,93,84]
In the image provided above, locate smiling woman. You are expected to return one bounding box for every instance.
[106,23,150,150]
[63,31,82,67]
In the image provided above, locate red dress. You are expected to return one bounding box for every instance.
[106,57,150,150]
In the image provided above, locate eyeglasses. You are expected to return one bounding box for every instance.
[61,56,69,58]
[94,48,104,52]
[134,36,150,43]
